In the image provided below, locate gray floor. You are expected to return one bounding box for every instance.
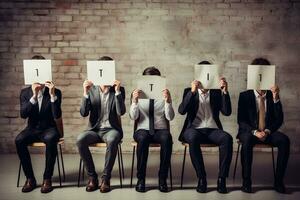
[0,152,300,200]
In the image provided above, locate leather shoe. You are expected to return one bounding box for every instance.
[22,178,37,193]
[158,179,168,192]
[100,179,111,193]
[217,177,228,193]
[86,177,99,192]
[135,179,146,192]
[274,181,286,194]
[241,179,252,193]
[196,178,207,193]
[41,179,53,193]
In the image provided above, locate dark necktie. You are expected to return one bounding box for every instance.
[149,99,155,135]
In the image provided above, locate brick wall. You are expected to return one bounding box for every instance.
[0,0,299,153]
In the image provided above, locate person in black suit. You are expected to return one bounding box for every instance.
[76,56,126,193]
[129,67,175,193]
[238,58,290,193]
[15,55,62,193]
[178,61,233,193]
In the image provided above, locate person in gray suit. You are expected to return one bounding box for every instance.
[77,56,126,193]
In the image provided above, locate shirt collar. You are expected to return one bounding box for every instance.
[198,89,210,96]
[99,86,110,94]
[254,90,266,98]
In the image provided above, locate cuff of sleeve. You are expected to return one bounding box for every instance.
[83,94,89,99]
[30,97,37,105]
[273,99,280,103]
[131,102,138,107]
[264,129,271,135]
[252,130,257,136]
[50,95,57,102]
[115,91,121,96]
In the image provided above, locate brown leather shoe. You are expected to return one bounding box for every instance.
[41,179,53,193]
[99,179,111,193]
[22,179,37,193]
[86,177,99,192]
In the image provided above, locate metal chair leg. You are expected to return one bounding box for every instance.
[272,147,276,179]
[119,144,125,179]
[77,159,82,187]
[56,147,62,187]
[169,160,173,190]
[59,144,66,182]
[180,146,187,189]
[82,162,85,182]
[17,161,21,187]
[130,146,135,188]
[117,148,122,188]
[233,143,240,180]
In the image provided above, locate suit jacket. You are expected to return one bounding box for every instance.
[80,85,126,138]
[20,86,62,130]
[178,88,232,142]
[237,90,283,138]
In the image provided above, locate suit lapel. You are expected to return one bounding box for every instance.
[249,90,258,124]
[94,86,101,115]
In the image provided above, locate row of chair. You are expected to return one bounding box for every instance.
[17,118,276,188]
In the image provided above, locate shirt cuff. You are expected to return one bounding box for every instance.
[30,96,37,105]
[264,129,271,135]
[50,95,57,102]
[273,99,280,103]
[83,94,89,99]
[115,90,121,96]
[252,130,258,136]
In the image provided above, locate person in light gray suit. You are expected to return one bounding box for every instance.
[77,56,126,193]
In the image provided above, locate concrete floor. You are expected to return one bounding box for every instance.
[0,152,300,200]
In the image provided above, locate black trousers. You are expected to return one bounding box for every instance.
[183,128,233,179]
[133,129,173,181]
[15,127,60,180]
[238,131,290,182]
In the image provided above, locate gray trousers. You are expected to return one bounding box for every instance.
[76,128,121,181]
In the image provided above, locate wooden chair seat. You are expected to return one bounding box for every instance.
[29,138,65,147]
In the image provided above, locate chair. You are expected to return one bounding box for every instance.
[232,139,275,179]
[77,142,124,188]
[129,120,173,189]
[17,117,66,187]
[180,142,218,188]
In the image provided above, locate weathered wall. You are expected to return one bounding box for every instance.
[0,0,299,153]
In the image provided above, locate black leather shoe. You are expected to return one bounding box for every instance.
[22,178,37,193]
[217,177,228,193]
[241,179,252,193]
[196,178,207,193]
[135,179,146,193]
[159,179,168,193]
[274,181,286,194]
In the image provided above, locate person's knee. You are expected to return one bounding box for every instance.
[15,134,24,146]
[278,134,290,147]
[76,133,87,148]
[44,135,58,146]
[160,133,173,146]
[239,134,253,147]
[221,133,233,145]
[106,134,121,146]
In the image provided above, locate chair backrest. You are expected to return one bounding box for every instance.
[55,117,64,138]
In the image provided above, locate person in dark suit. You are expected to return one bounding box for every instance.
[15,55,62,193]
[129,67,175,193]
[238,58,290,193]
[76,56,126,193]
[178,61,233,193]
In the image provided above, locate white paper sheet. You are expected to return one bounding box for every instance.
[194,64,221,89]
[247,65,275,90]
[87,61,116,85]
[137,75,166,99]
[23,59,52,85]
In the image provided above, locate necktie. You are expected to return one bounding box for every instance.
[258,95,265,131]
[149,99,155,135]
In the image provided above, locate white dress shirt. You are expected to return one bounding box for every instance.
[30,87,57,111]
[192,89,218,129]
[129,99,175,130]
